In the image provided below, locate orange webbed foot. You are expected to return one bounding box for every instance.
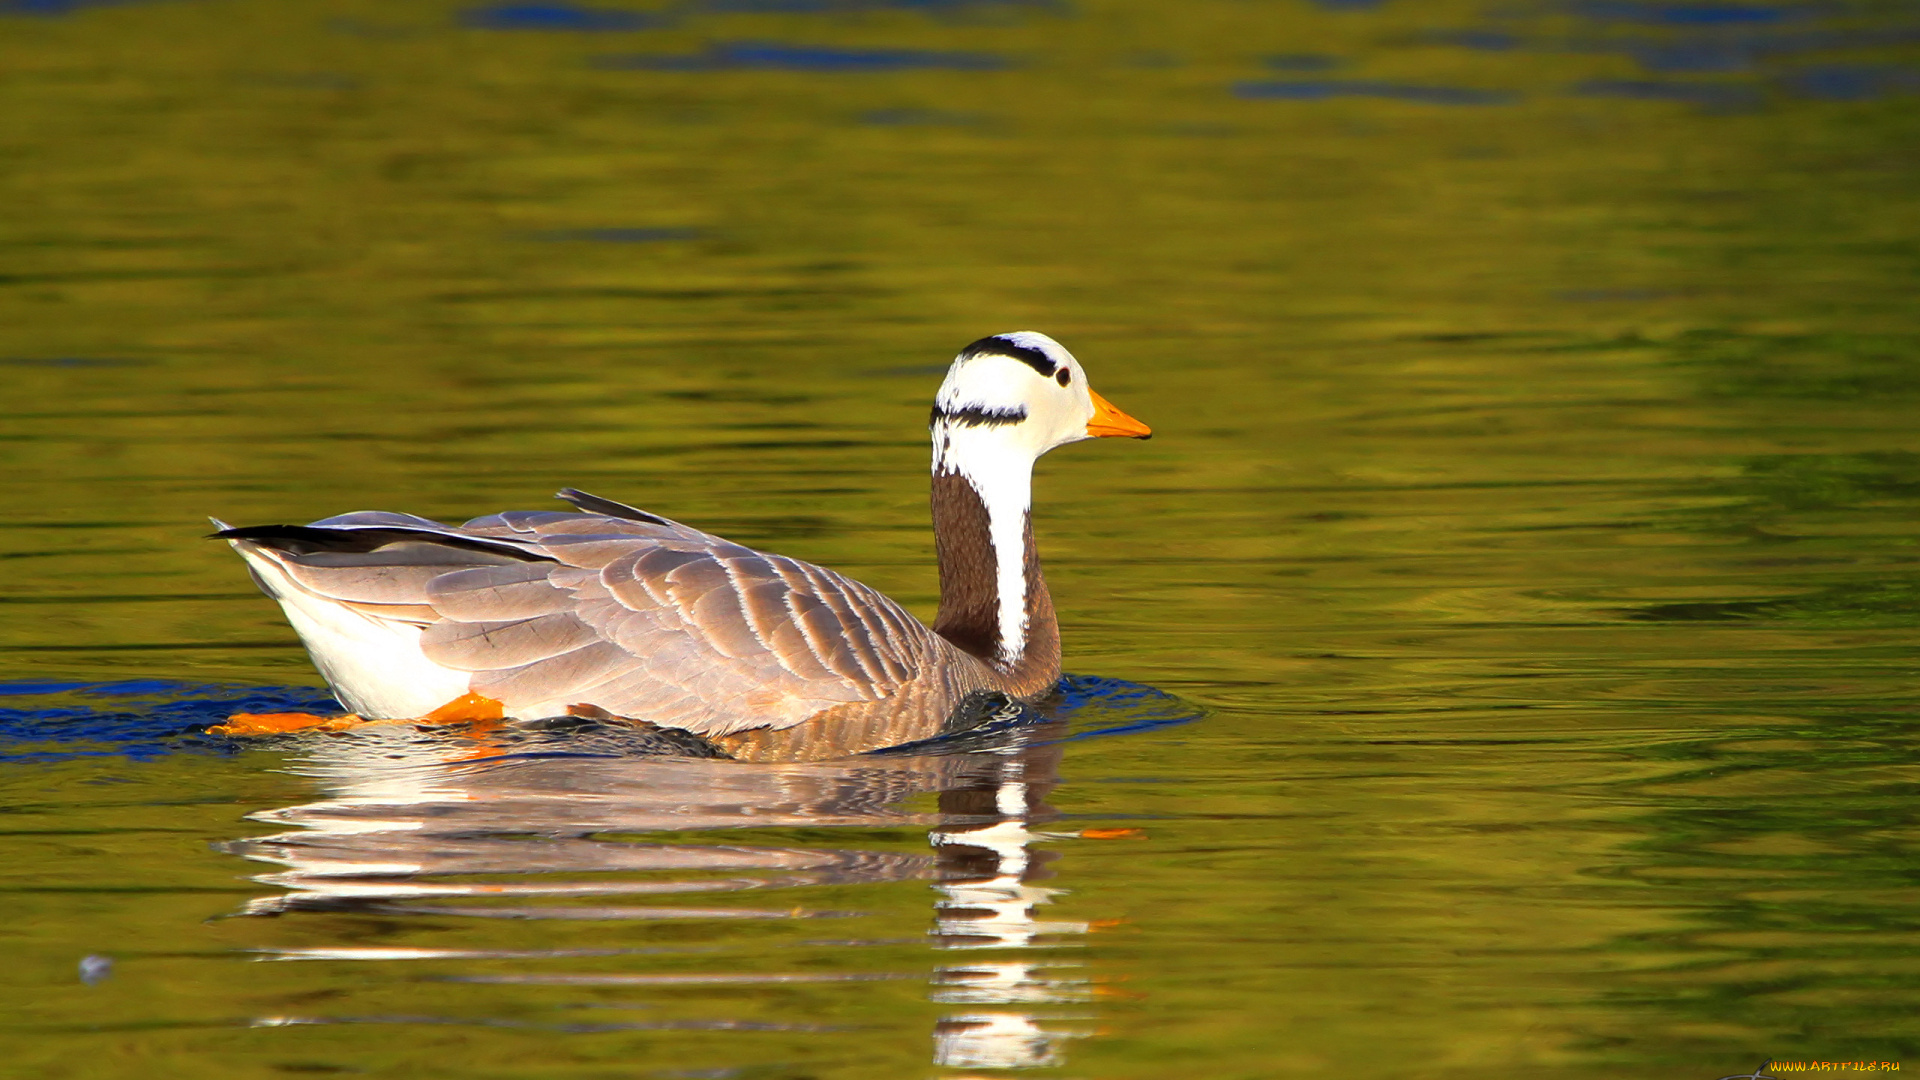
[207,712,367,736]
[209,693,505,737]
[421,692,506,725]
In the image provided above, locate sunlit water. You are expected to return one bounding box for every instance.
[4,0,1920,1076]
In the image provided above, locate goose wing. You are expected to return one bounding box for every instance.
[233,490,944,736]
[446,498,940,735]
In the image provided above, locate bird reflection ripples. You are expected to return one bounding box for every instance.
[217,678,1194,1073]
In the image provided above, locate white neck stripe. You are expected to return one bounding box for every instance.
[933,421,1032,663]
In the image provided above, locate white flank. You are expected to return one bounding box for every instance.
[233,544,470,719]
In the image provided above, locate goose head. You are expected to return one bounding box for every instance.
[930,331,1150,481]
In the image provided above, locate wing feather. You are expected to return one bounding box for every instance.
[542,534,683,569]
[277,561,447,605]
[856,591,919,684]
[730,558,792,641]
[237,488,955,735]
[688,581,763,660]
[426,564,573,621]
[792,563,890,686]
[758,598,842,684]
[421,613,602,671]
[332,599,442,624]
[784,586,868,687]
[471,640,632,705]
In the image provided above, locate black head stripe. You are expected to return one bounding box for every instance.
[957,335,1057,377]
[931,403,1029,428]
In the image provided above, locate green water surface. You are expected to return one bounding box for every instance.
[3,0,1920,1077]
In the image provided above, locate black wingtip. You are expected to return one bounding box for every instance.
[208,523,298,541]
[205,523,558,562]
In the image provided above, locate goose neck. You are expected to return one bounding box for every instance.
[928,444,1060,694]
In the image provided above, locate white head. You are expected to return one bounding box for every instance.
[930,331,1150,482]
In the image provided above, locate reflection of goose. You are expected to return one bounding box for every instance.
[214,333,1149,758]
[220,720,1105,1070]
[929,748,1100,1070]
[222,729,1008,917]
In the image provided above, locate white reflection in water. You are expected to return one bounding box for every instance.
[927,752,1096,1068]
[218,719,1104,1073]
[931,963,1091,1004]
[934,1012,1097,1071]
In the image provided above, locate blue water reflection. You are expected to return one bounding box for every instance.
[461,3,672,31]
[1423,3,1920,100]
[1235,80,1519,105]
[1778,63,1920,99]
[458,0,1066,32]
[0,0,142,14]
[0,680,336,763]
[1404,0,1920,108]
[1572,76,1763,106]
[1565,0,1811,25]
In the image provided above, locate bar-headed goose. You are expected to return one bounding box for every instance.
[215,332,1150,759]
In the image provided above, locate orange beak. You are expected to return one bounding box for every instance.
[1086,389,1152,439]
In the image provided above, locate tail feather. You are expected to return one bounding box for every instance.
[210,523,555,563]
[555,487,672,526]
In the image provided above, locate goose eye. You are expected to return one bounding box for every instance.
[1055,369,1072,387]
